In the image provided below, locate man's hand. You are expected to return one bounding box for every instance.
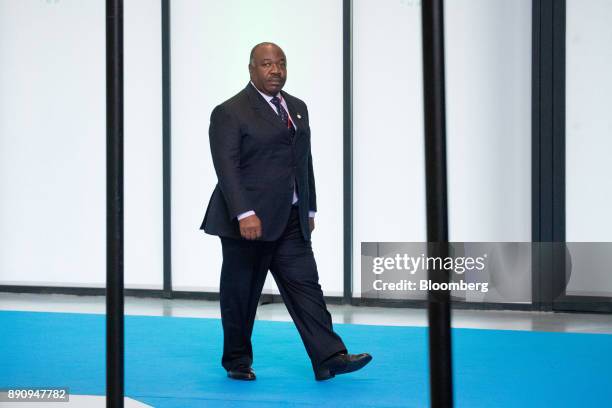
[309,217,315,233]
[239,214,262,240]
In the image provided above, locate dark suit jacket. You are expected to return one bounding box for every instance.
[200,82,317,242]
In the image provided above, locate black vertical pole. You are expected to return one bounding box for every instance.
[532,0,566,311]
[161,0,173,299]
[342,0,353,305]
[421,0,453,407]
[106,0,124,407]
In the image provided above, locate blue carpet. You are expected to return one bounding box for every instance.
[0,310,610,407]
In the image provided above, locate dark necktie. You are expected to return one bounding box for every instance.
[270,96,295,136]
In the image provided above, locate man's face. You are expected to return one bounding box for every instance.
[249,44,287,96]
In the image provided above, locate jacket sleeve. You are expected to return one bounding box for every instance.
[304,104,317,213]
[307,143,317,213]
[308,152,317,211]
[209,105,250,220]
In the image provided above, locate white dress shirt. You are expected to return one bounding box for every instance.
[237,82,315,221]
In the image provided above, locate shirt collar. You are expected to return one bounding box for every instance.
[250,81,282,103]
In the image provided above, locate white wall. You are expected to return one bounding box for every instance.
[170,0,344,295]
[0,0,548,299]
[0,0,163,288]
[565,0,612,295]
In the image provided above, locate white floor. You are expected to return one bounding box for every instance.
[1,292,612,334]
[0,394,151,407]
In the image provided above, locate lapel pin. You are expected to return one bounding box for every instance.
[297,114,302,119]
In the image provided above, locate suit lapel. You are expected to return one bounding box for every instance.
[246,83,289,132]
[282,91,303,141]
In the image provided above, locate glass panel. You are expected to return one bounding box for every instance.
[353,0,427,297]
[566,0,612,296]
[171,0,344,295]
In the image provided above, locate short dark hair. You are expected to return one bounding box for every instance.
[249,42,282,66]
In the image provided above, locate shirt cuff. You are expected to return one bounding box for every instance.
[309,211,316,218]
[237,210,255,220]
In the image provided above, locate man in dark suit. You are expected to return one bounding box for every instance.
[200,42,372,381]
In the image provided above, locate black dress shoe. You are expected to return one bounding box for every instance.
[315,352,372,381]
[227,365,256,381]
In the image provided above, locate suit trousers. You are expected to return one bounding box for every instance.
[219,206,347,372]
